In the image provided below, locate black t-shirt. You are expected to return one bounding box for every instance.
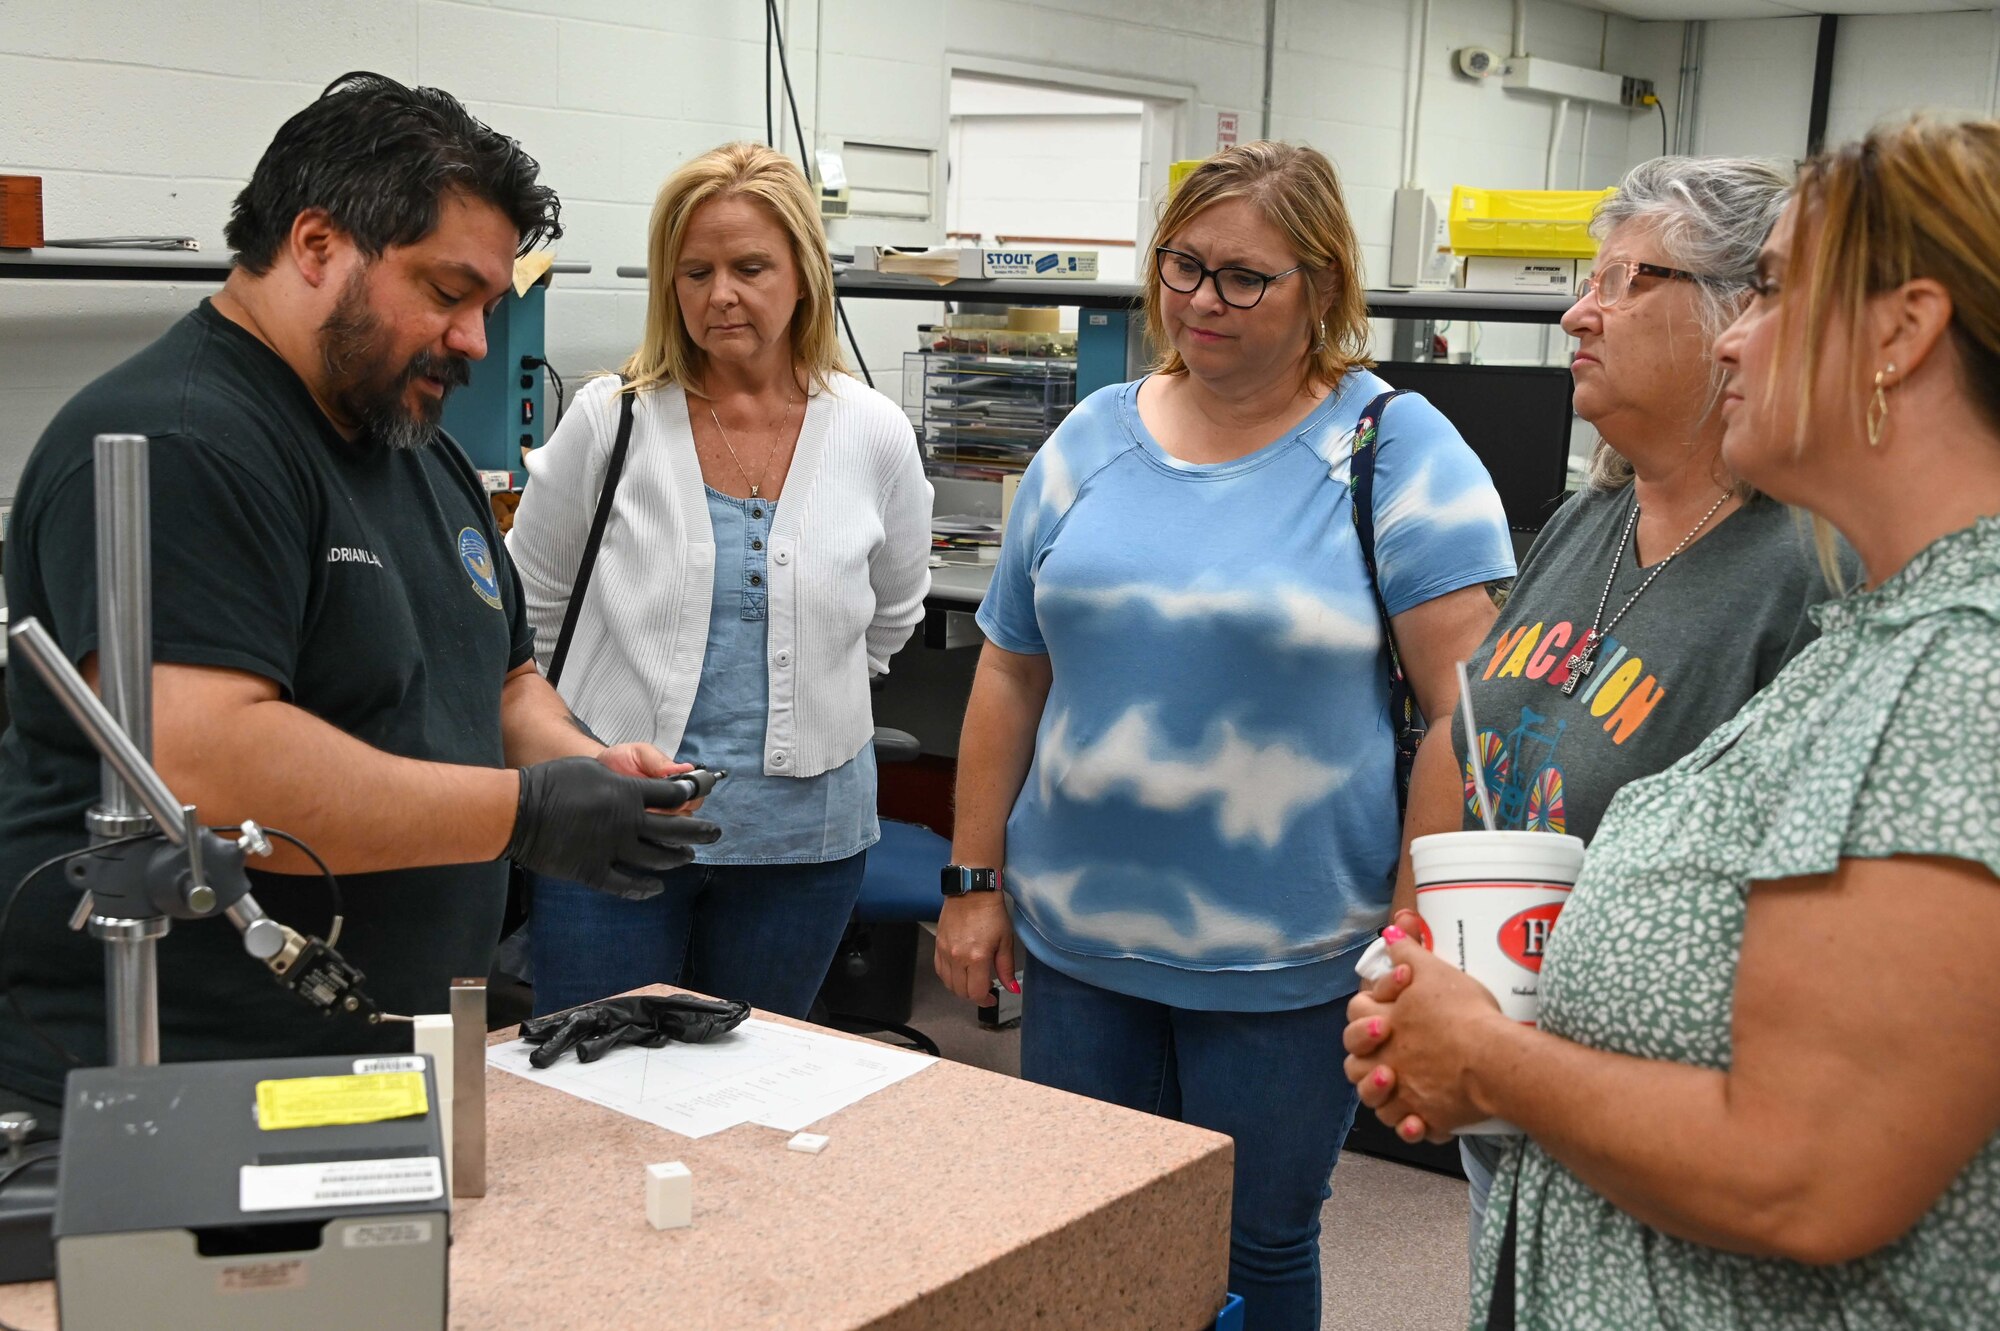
[0,300,535,1105]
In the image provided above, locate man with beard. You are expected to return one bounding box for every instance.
[0,72,720,1129]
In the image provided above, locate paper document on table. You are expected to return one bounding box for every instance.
[487,1018,935,1138]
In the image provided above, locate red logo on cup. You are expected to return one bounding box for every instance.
[1498,904,1563,973]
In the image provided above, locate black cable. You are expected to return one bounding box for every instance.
[0,834,159,1071]
[766,0,876,388]
[764,0,774,148]
[1655,98,1669,157]
[523,356,565,425]
[765,0,808,173]
[836,301,875,388]
[250,827,345,950]
[544,361,565,424]
[0,1152,56,1195]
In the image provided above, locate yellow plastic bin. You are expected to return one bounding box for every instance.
[1449,186,1617,259]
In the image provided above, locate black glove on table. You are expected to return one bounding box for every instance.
[504,756,722,901]
[519,994,752,1067]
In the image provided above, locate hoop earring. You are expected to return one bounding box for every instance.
[1867,363,1896,447]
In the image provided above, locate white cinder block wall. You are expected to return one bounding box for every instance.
[1693,10,2000,161]
[3,0,1995,502]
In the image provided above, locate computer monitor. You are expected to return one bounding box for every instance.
[1375,360,1576,533]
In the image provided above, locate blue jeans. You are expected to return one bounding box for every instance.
[526,853,867,1019]
[1020,953,1359,1331]
[1462,1134,1506,1273]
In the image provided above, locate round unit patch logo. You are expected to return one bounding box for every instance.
[458,528,503,609]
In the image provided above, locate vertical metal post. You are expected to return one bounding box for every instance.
[94,435,151,823]
[90,433,163,1067]
[450,978,487,1197]
[99,917,166,1067]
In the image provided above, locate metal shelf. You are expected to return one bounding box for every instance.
[614,265,1571,324]
[1,249,591,283]
[824,273,1570,324]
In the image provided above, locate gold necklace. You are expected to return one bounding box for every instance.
[706,396,799,498]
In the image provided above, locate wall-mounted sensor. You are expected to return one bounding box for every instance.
[1455,47,1501,79]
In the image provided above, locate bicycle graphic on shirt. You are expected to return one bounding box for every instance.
[1465,706,1569,834]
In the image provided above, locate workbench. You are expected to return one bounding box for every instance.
[0,989,1235,1331]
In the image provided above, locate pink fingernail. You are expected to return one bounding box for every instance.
[1401,1120,1421,1141]
[1372,1067,1391,1088]
[1006,977,1021,995]
[1368,1018,1383,1040]
[1382,925,1407,943]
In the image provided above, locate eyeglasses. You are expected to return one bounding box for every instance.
[1154,247,1304,310]
[1577,260,1711,308]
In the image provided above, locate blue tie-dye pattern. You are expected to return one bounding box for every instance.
[977,372,1517,1010]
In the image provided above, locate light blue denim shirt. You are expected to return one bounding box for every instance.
[677,488,878,865]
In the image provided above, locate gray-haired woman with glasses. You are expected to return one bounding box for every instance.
[1391,155,1853,1257]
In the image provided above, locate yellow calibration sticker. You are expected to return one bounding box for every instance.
[254,1073,429,1131]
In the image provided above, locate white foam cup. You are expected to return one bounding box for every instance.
[1409,830,1585,1136]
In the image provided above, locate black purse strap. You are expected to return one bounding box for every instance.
[547,381,637,687]
[1348,388,1425,813]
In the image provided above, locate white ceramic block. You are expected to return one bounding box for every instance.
[646,1161,692,1230]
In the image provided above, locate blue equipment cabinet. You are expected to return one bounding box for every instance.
[440,272,550,487]
[1076,307,1135,399]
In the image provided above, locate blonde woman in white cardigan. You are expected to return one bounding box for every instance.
[508,143,932,1018]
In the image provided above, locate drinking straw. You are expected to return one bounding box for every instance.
[1456,659,1497,832]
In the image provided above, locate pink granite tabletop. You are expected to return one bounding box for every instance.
[0,989,1234,1330]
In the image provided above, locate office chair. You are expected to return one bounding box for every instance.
[814,726,948,1056]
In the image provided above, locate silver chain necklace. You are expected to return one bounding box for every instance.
[1560,488,1733,696]
[706,396,799,498]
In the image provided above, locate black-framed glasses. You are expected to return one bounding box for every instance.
[1578,260,1711,308]
[1154,246,1304,309]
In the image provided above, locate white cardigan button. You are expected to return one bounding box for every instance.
[773,549,791,565]
[774,649,792,668]
[771,751,789,768]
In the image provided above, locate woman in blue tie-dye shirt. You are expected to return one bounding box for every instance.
[936,141,1517,1329]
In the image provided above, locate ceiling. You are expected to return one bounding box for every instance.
[1571,0,1993,19]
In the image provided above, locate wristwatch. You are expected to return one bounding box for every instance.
[940,865,1002,897]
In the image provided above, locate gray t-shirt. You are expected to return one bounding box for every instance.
[1453,488,1838,843]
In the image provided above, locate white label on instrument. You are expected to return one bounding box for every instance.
[341,1219,435,1249]
[217,1259,308,1293]
[239,1157,443,1212]
[354,1056,426,1075]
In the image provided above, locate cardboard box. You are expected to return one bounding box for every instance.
[973,248,1097,280]
[1461,255,1578,295]
[854,245,1099,282]
[0,176,44,249]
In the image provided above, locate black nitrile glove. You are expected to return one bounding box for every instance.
[518,994,752,1067]
[503,757,722,901]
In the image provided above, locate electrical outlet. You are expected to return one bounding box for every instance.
[1621,76,1657,108]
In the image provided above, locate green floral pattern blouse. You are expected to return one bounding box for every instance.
[1472,517,2000,1330]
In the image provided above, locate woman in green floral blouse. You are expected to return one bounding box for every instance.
[1344,116,2000,1331]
